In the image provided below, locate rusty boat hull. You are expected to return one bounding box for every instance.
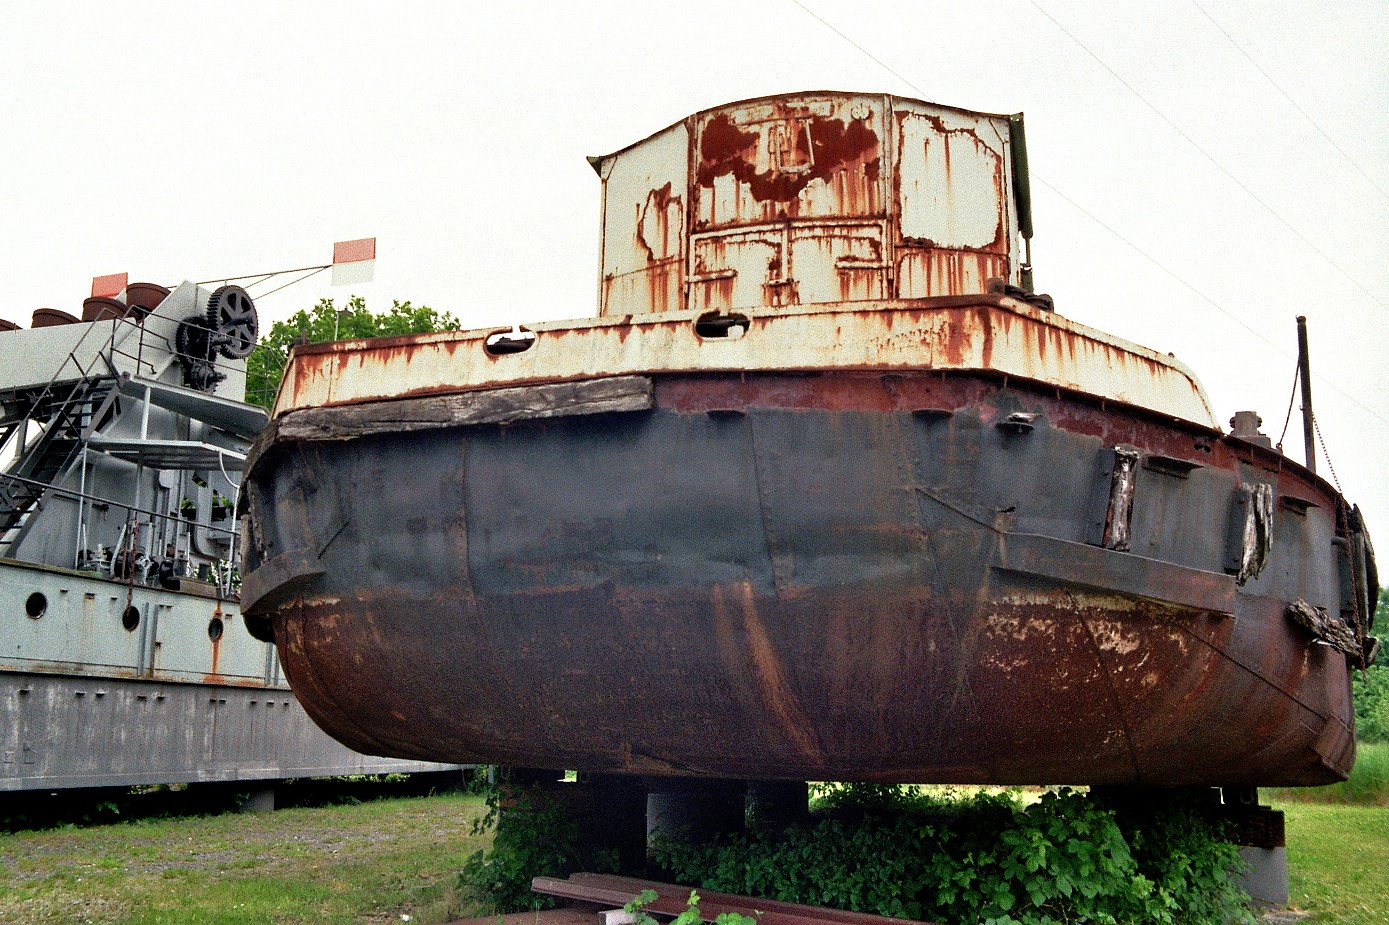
[241,361,1366,787]
[239,91,1376,788]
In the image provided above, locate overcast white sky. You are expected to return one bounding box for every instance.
[2,1,1386,534]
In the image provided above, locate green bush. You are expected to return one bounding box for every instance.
[1354,586,1387,741]
[459,783,585,912]
[654,788,1251,925]
[460,777,1252,924]
[245,296,460,408]
[1355,666,1389,742]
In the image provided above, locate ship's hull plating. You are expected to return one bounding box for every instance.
[243,371,1358,786]
[0,560,458,790]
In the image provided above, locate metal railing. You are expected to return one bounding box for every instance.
[2,470,241,600]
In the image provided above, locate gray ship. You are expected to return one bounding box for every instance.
[1,280,454,792]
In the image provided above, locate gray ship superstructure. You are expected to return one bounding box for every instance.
[1,280,454,791]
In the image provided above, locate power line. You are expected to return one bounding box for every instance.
[1191,0,1389,206]
[196,264,331,286]
[787,0,923,97]
[248,266,329,301]
[1036,176,1389,429]
[1034,177,1282,353]
[1027,0,1389,319]
[785,0,1389,430]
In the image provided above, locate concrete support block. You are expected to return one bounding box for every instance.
[746,779,810,827]
[646,777,747,849]
[1238,846,1289,909]
[240,786,275,813]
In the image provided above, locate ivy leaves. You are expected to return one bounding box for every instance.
[460,777,1252,925]
[654,787,1251,925]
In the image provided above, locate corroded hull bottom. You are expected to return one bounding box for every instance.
[246,372,1356,786]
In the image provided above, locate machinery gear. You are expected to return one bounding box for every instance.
[206,285,258,359]
[175,314,226,392]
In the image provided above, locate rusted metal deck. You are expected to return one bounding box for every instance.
[271,295,1215,428]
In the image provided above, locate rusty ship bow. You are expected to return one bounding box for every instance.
[239,92,1377,788]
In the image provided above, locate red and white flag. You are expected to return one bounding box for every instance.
[332,238,376,286]
[91,272,128,299]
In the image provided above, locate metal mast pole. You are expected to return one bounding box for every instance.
[1296,316,1316,474]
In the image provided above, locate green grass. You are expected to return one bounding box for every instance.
[1268,740,1389,806]
[2,785,1386,924]
[0,792,490,925]
[1278,801,1389,925]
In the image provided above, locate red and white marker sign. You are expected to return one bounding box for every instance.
[332,238,376,286]
[91,272,128,299]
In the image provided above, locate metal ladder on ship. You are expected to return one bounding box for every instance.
[0,358,121,549]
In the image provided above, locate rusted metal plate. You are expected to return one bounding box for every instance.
[598,119,689,315]
[243,370,1355,787]
[692,94,886,230]
[896,249,1008,300]
[274,295,1218,428]
[895,107,1008,251]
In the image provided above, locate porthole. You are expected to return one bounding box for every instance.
[694,310,749,339]
[25,592,47,619]
[483,327,536,356]
[208,617,224,641]
[122,606,140,632]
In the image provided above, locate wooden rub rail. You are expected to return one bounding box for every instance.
[531,873,945,925]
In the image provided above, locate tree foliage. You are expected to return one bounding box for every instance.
[1354,587,1389,741]
[245,296,461,409]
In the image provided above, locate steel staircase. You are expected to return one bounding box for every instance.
[0,376,120,544]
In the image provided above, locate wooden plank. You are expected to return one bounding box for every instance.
[568,874,933,925]
[532,874,942,925]
[275,375,654,443]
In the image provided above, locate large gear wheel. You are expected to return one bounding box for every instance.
[206,285,258,359]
